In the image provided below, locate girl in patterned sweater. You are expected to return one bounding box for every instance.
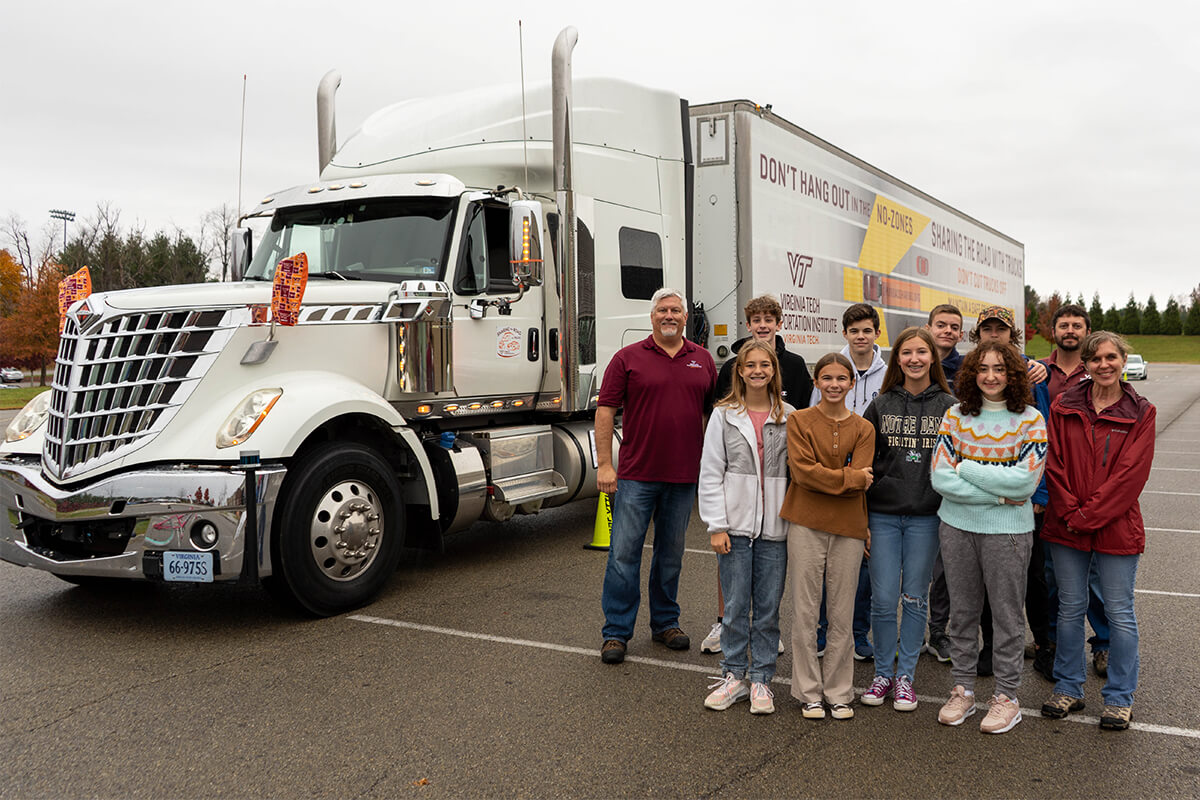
[930,341,1047,734]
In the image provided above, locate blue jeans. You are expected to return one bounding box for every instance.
[718,537,787,683]
[817,560,871,648]
[600,479,694,641]
[867,512,940,681]
[1047,543,1140,707]
[1046,546,1111,652]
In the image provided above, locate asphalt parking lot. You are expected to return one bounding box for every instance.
[2,365,1199,799]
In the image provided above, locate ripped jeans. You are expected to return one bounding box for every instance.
[867,512,941,681]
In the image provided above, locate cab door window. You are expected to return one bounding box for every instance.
[454,202,515,295]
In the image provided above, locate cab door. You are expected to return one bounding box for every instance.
[449,196,545,401]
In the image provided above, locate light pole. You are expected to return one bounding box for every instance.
[49,208,75,264]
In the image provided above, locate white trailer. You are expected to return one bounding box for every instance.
[690,102,1024,363]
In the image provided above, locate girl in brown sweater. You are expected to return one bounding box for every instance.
[781,353,875,720]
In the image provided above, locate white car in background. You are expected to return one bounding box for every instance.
[1123,354,1147,381]
[0,367,24,384]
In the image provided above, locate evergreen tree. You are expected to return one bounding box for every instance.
[1162,296,1183,335]
[1186,296,1200,335]
[1089,293,1104,328]
[1141,295,1161,335]
[1120,293,1141,336]
[1103,305,1122,332]
[1024,285,1041,343]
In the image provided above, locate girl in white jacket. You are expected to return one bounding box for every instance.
[699,340,795,714]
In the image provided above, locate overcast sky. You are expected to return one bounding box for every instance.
[3,0,1197,309]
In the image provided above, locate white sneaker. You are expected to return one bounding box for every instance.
[777,638,785,654]
[700,622,723,654]
[801,702,826,719]
[704,673,749,710]
[749,682,775,714]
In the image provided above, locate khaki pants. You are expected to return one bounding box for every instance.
[788,523,865,705]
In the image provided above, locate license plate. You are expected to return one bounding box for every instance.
[162,551,214,583]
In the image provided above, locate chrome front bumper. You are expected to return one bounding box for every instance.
[0,459,286,581]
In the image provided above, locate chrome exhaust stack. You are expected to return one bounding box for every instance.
[317,70,342,176]
[552,26,583,413]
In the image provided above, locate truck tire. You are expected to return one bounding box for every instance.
[270,442,405,616]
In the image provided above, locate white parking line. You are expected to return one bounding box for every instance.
[349,614,1200,740]
[1143,490,1200,497]
[1153,468,1200,472]
[1136,589,1200,598]
[1147,527,1200,533]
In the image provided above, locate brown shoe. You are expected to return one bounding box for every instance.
[1041,693,1085,719]
[1099,704,1132,730]
[600,639,626,664]
[652,627,691,650]
[1093,649,1109,677]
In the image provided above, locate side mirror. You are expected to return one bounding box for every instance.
[230,227,253,282]
[509,200,543,287]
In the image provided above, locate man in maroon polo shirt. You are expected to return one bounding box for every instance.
[595,288,718,664]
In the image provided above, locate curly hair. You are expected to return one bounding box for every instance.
[955,341,1032,416]
[717,339,786,422]
[743,294,783,323]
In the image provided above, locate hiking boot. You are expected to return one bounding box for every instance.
[600,639,626,664]
[938,685,977,726]
[749,682,775,715]
[860,676,893,706]
[980,694,1022,734]
[830,703,854,720]
[893,675,917,712]
[801,702,826,719]
[1041,693,1085,719]
[1032,644,1055,681]
[700,622,723,654]
[652,627,690,650]
[1093,649,1109,677]
[704,673,749,710]
[1099,704,1132,730]
[927,631,952,663]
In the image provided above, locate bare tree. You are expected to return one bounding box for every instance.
[201,203,237,281]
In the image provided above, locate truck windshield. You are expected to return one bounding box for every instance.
[245,197,456,282]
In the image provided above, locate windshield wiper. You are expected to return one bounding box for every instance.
[314,271,361,281]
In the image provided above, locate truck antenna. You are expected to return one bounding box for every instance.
[238,74,247,219]
[519,20,529,193]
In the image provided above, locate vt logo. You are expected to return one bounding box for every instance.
[787,252,813,287]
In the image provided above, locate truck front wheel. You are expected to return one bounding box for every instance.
[270,443,405,616]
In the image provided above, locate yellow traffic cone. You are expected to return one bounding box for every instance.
[585,491,612,550]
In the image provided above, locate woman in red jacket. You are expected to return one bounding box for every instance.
[1039,331,1155,731]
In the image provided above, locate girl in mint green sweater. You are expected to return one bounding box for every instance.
[930,341,1047,735]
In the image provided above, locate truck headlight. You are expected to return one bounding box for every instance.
[216,389,282,449]
[4,391,52,443]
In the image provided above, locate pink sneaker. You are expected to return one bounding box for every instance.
[980,694,1022,734]
[937,685,977,726]
[704,673,749,710]
[860,676,892,706]
[893,675,917,711]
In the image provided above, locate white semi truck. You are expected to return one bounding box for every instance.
[0,28,1023,615]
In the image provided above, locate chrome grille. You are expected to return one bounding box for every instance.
[45,307,238,480]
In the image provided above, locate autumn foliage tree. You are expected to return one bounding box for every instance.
[0,262,64,384]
